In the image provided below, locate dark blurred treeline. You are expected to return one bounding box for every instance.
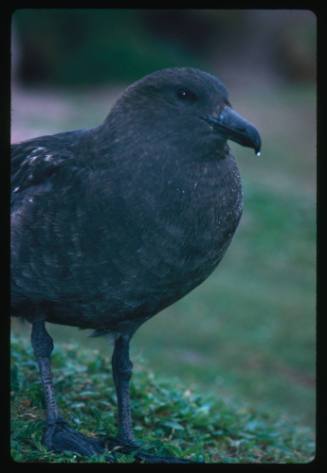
[12,9,316,87]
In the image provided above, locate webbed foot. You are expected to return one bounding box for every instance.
[43,418,112,459]
[104,436,200,463]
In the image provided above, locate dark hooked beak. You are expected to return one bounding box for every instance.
[206,106,262,156]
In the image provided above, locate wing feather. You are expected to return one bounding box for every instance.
[11,136,75,196]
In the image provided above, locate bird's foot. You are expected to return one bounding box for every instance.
[43,418,114,461]
[104,436,199,463]
[43,422,200,463]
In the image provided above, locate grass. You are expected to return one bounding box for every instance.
[11,81,316,460]
[10,336,315,463]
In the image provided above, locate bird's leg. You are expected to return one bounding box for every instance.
[111,334,136,446]
[110,334,196,464]
[31,320,107,458]
[31,320,59,423]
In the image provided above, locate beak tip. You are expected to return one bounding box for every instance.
[211,106,262,157]
[252,130,262,157]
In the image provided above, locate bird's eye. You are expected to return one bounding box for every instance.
[176,88,198,103]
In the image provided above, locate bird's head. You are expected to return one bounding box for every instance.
[104,67,261,160]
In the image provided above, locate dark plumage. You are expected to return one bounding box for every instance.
[11,67,261,462]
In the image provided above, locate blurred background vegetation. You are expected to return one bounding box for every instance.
[11,8,316,460]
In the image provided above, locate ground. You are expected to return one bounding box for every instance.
[11,337,315,463]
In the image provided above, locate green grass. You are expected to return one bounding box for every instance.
[10,336,315,463]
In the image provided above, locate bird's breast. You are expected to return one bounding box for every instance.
[119,154,243,292]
